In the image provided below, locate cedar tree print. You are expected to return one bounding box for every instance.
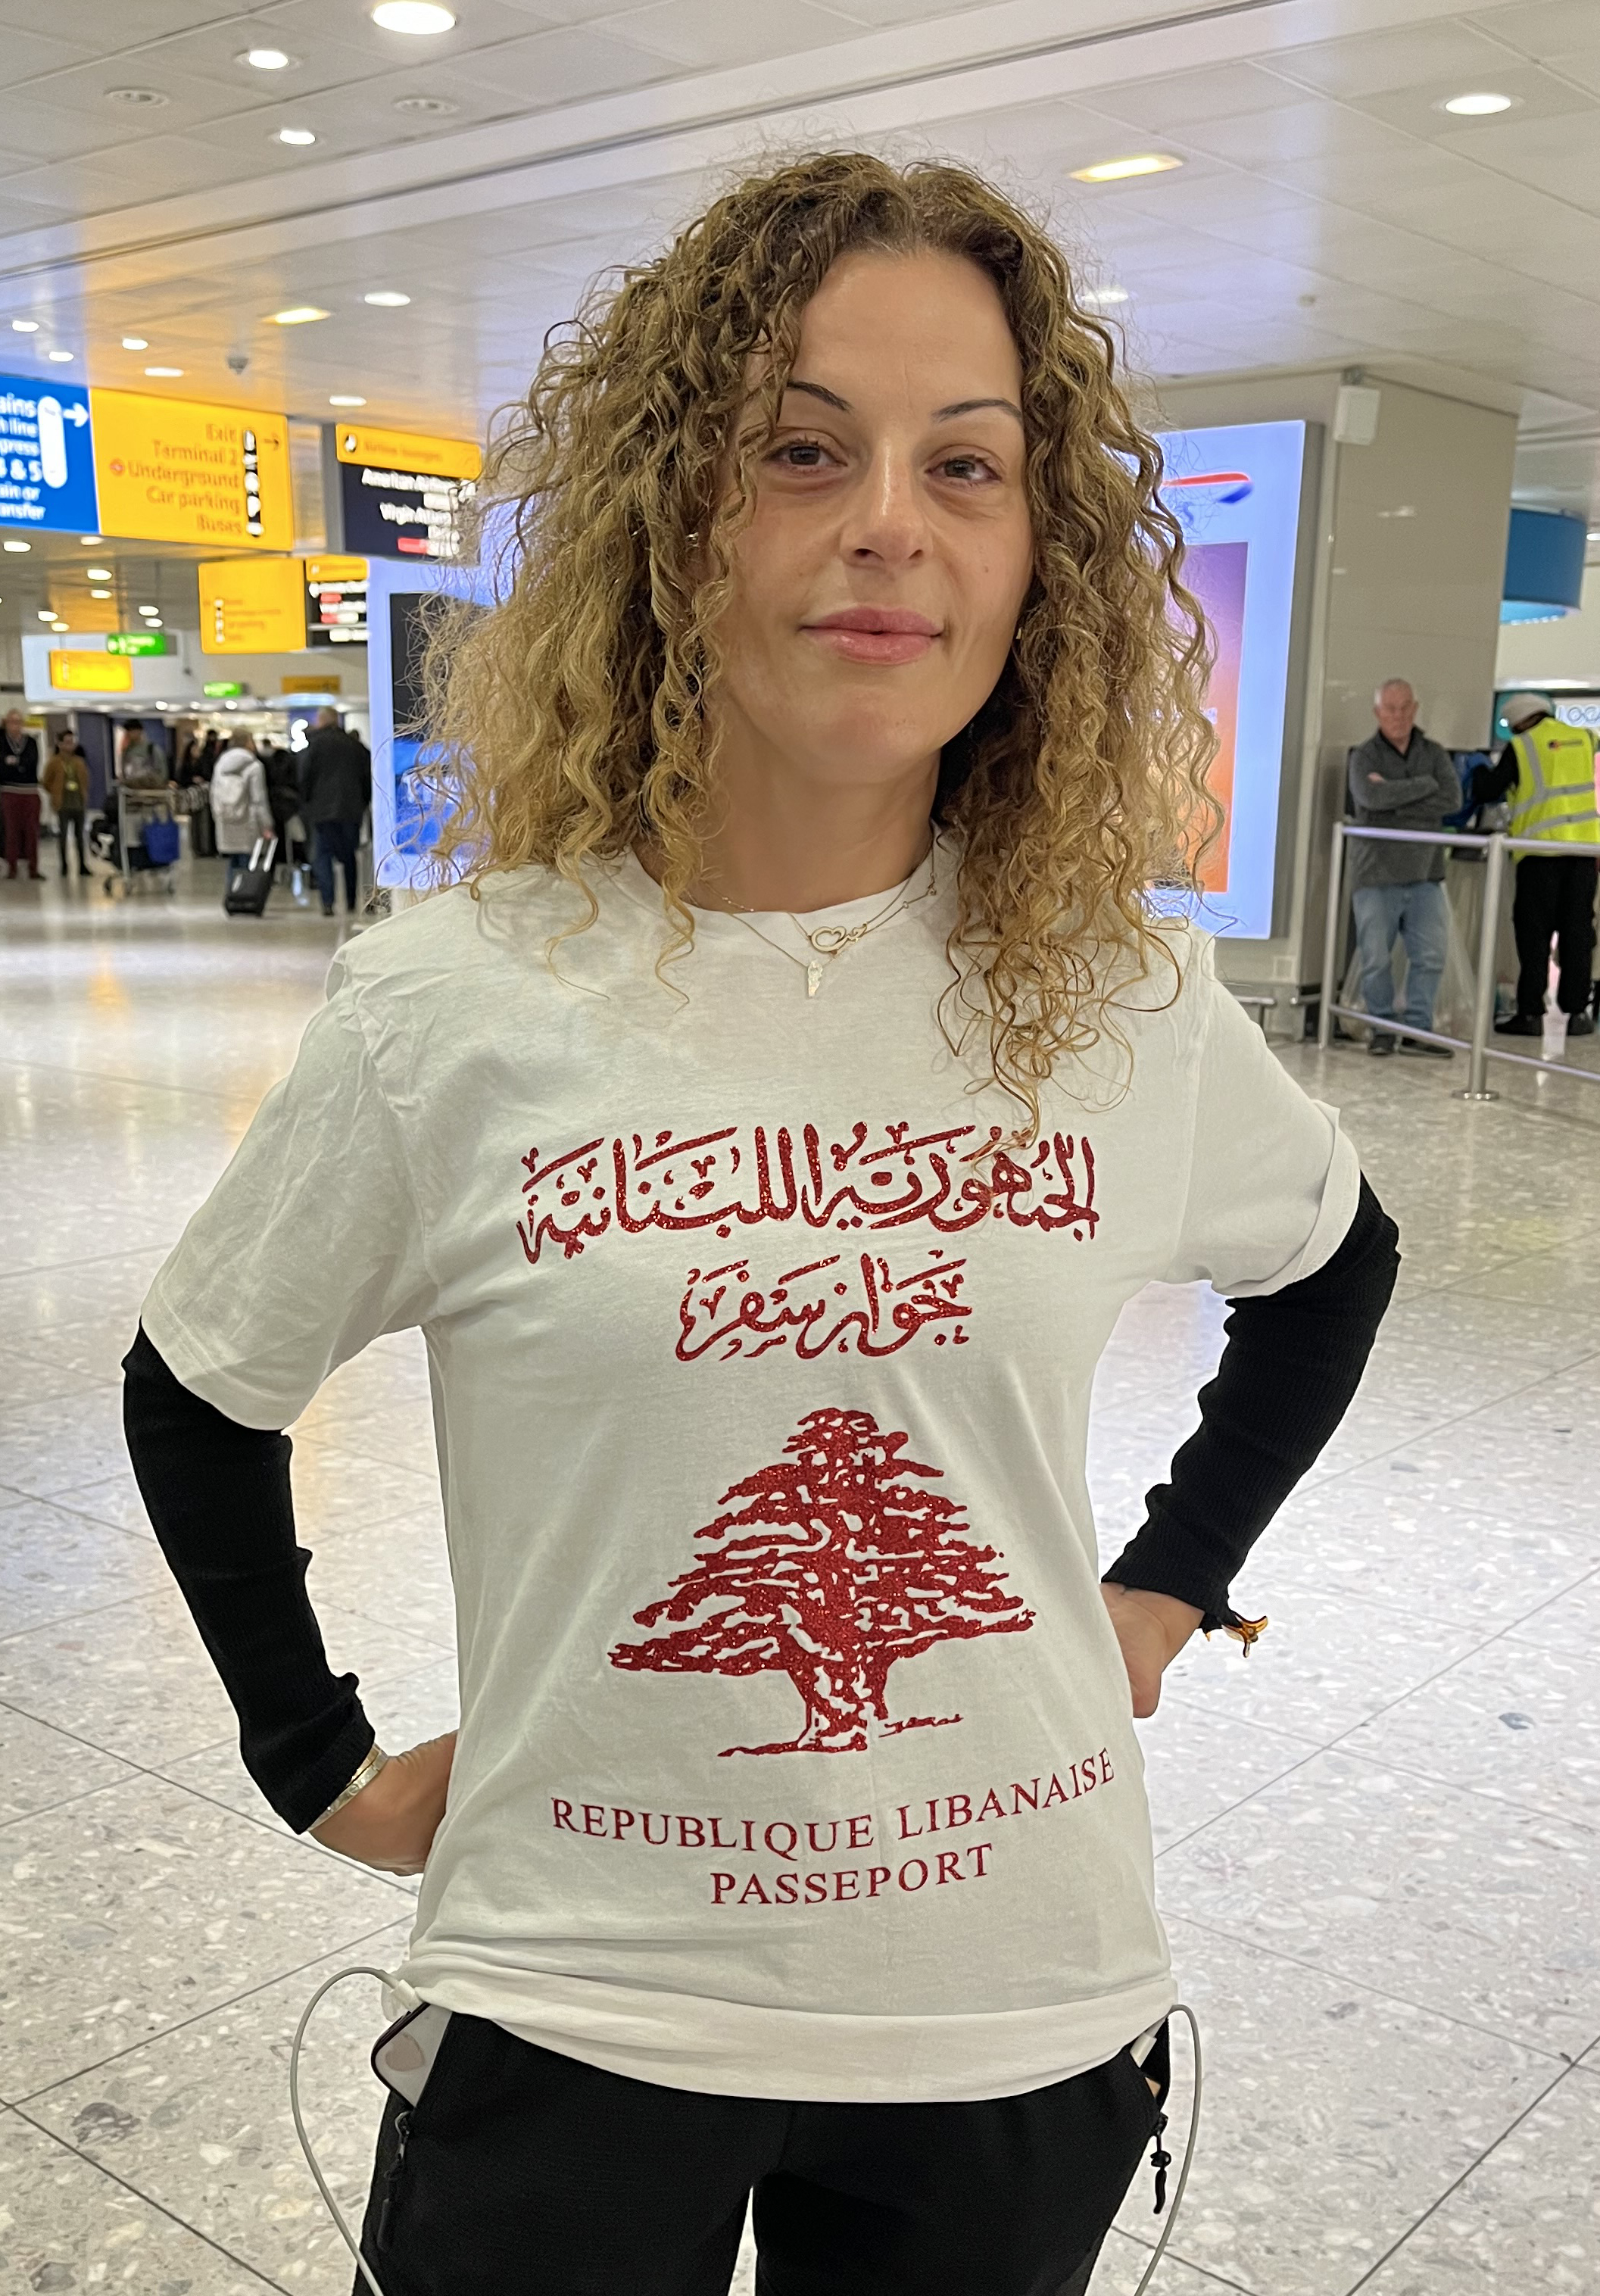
[610,1408,1034,1754]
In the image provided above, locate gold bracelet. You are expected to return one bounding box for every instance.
[310,1744,388,1832]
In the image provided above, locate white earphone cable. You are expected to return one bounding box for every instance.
[291,1973,1202,2296]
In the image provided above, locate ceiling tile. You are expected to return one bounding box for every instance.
[1177,98,1427,167]
[1352,62,1600,138]
[1084,61,1314,131]
[1468,1,1600,70]
[604,0,865,68]
[1268,21,1514,100]
[444,24,683,105]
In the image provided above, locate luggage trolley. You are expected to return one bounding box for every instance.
[103,785,180,899]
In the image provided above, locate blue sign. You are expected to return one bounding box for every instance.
[0,373,98,532]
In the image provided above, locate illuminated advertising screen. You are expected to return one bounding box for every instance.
[1156,420,1310,941]
[365,553,495,890]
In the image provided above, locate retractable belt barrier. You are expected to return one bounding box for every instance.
[1316,821,1600,1102]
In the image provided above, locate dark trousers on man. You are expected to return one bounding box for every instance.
[1511,853,1598,1016]
[313,818,360,914]
[2,788,41,876]
[58,808,86,875]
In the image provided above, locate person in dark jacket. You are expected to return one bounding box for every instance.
[0,708,43,879]
[298,708,371,917]
[1346,679,1461,1056]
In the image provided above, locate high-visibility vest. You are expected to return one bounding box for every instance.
[1508,717,1598,850]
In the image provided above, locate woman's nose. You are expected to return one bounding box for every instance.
[844,450,929,566]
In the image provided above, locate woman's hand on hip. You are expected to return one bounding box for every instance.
[1099,1585,1203,1717]
[310,1731,457,1874]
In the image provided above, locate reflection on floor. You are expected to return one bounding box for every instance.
[2,861,1598,2296]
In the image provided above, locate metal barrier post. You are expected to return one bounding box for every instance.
[1317,819,1345,1050]
[1458,832,1506,1102]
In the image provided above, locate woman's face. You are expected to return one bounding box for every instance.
[713,248,1035,795]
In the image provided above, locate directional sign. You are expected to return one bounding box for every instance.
[305,553,368,645]
[0,373,98,534]
[198,555,304,652]
[325,423,478,561]
[106,630,170,657]
[92,389,293,551]
[48,650,134,693]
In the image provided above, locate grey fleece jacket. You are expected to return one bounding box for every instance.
[1346,728,1461,888]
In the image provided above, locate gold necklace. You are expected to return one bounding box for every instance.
[723,846,937,997]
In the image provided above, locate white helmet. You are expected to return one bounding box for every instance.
[1502,691,1553,730]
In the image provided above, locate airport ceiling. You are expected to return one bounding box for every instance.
[2,0,1600,522]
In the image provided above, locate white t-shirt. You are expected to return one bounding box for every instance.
[143,850,1359,2103]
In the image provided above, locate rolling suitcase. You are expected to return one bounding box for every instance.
[223,836,277,916]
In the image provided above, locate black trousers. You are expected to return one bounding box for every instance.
[1512,853,1598,1016]
[314,818,360,911]
[353,2014,1170,2296]
[58,810,86,874]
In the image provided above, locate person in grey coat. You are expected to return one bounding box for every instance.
[1346,680,1461,1056]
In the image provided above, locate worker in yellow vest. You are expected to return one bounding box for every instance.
[1476,692,1598,1036]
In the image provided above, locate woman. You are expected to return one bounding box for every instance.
[208,732,272,888]
[124,157,1396,2296]
[42,725,90,878]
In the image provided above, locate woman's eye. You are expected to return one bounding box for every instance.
[771,438,833,470]
[937,454,997,485]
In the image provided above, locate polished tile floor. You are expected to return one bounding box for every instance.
[2,857,1598,2296]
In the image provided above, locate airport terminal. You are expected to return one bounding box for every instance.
[2,2,1598,2292]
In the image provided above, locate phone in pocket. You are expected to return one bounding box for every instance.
[372,2001,453,2107]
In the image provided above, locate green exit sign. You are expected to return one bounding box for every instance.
[106,630,171,657]
[202,680,244,698]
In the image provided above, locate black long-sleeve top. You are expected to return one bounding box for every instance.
[123,1178,1398,1836]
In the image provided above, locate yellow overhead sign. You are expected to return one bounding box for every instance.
[283,673,341,693]
[49,650,134,693]
[91,389,294,551]
[305,554,368,584]
[198,555,304,653]
[334,423,480,481]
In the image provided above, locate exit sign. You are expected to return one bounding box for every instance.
[202,680,244,698]
[106,630,170,657]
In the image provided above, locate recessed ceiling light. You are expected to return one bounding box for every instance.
[239,47,296,69]
[267,305,330,325]
[105,87,167,106]
[45,349,73,362]
[11,319,39,333]
[1071,153,1184,182]
[3,539,32,552]
[36,608,57,621]
[274,126,318,145]
[122,335,148,350]
[90,588,112,599]
[138,604,161,614]
[393,93,458,114]
[144,366,184,377]
[86,567,112,579]
[363,290,410,307]
[329,394,367,407]
[1441,91,1514,116]
[80,535,101,544]
[373,2,457,30]
[1079,285,1129,306]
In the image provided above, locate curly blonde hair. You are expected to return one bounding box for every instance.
[425,151,1218,1130]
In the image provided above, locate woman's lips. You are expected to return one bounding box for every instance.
[803,607,941,667]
